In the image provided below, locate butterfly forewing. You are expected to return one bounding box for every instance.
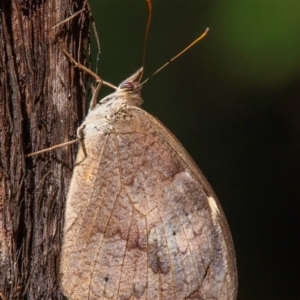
[60,69,237,300]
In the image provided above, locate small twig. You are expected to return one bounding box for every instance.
[91,9,101,54]
[52,8,86,29]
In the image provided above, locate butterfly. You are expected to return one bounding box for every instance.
[60,67,237,300]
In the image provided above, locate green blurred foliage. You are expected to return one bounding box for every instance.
[88,1,300,299]
[211,0,300,88]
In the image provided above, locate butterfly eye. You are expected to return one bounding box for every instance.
[120,81,134,91]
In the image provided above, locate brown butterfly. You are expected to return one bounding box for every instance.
[60,68,237,300]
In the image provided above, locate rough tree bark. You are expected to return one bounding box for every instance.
[0,0,90,298]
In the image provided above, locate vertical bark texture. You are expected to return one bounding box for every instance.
[0,0,89,298]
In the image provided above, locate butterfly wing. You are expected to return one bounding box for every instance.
[60,105,237,300]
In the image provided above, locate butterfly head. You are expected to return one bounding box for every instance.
[118,67,143,95]
[114,67,144,107]
[99,68,144,108]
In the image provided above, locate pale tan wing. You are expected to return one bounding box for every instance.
[112,107,237,300]
[61,105,237,300]
[60,129,114,299]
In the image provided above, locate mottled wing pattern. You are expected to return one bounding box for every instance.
[61,106,237,300]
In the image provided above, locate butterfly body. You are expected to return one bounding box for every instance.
[60,68,237,300]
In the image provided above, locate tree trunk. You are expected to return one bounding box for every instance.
[0,1,89,298]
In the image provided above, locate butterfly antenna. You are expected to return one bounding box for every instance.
[141,0,152,78]
[141,27,209,85]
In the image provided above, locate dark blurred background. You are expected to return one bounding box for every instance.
[89,0,300,299]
